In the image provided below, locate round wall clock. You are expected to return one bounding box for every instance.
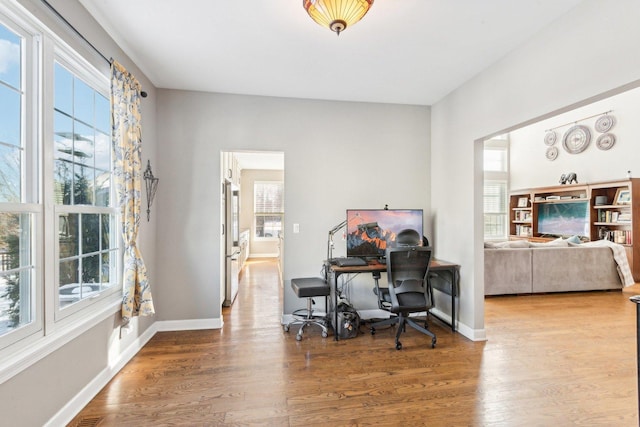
[562,125,591,154]
[544,131,557,146]
[545,146,558,161]
[595,115,616,133]
[596,133,616,150]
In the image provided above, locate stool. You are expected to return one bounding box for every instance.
[284,277,330,341]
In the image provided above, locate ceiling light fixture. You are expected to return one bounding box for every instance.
[303,0,374,36]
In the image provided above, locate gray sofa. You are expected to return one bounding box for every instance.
[484,240,622,296]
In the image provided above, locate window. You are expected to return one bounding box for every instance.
[0,2,121,370]
[53,60,119,317]
[254,181,284,239]
[0,19,40,348]
[484,138,509,240]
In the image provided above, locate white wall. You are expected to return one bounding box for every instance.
[510,86,640,189]
[431,0,640,340]
[156,91,431,319]
[3,1,158,426]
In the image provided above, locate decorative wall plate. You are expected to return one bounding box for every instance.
[545,146,558,161]
[562,125,591,154]
[596,133,616,150]
[595,115,616,133]
[544,131,557,146]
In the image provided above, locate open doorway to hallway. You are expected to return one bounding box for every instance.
[220,151,284,317]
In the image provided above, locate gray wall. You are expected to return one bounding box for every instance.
[2,1,158,426]
[431,0,640,339]
[155,91,431,318]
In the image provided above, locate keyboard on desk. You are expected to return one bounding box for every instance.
[332,257,368,267]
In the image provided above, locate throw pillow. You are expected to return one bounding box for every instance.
[565,235,581,244]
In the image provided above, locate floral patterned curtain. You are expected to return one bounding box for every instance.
[111,60,154,323]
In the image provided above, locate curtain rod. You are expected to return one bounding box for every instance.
[545,110,612,132]
[39,0,147,98]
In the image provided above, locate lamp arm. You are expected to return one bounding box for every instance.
[327,220,348,261]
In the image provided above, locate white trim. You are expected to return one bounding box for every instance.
[155,318,223,332]
[44,317,223,426]
[44,319,158,427]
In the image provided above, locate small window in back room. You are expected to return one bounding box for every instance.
[254,181,284,239]
[484,137,509,240]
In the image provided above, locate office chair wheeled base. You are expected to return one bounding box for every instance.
[394,316,436,350]
[284,302,329,341]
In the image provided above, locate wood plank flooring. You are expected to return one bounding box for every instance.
[69,258,640,426]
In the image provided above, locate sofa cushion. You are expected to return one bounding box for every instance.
[529,239,569,247]
[484,248,532,295]
[531,247,621,292]
[484,240,530,249]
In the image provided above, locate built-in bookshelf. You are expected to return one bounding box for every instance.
[508,178,640,281]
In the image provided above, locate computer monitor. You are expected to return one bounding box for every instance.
[345,209,424,259]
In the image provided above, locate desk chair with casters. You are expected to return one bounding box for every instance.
[379,245,436,350]
[284,277,330,341]
[370,229,423,333]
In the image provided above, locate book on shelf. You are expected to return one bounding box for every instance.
[601,229,632,245]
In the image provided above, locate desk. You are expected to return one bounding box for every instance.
[329,259,459,341]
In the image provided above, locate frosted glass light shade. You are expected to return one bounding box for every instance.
[303,0,374,35]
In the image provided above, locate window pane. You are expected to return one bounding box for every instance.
[81,254,100,284]
[54,62,73,115]
[73,163,94,205]
[82,214,99,254]
[0,143,21,203]
[59,213,79,258]
[55,62,110,209]
[94,130,110,171]
[95,93,110,133]
[484,148,507,172]
[0,24,21,89]
[73,120,94,167]
[256,215,282,238]
[0,212,33,336]
[0,84,21,147]
[73,77,94,126]
[59,258,79,308]
[101,214,110,250]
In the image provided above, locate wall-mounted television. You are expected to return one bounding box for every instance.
[537,201,589,237]
[346,209,424,259]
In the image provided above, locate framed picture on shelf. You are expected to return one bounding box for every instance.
[614,188,631,205]
[517,197,529,207]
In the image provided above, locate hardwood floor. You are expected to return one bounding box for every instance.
[69,258,640,426]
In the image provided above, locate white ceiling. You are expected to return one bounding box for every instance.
[80,0,585,106]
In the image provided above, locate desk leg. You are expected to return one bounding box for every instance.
[451,268,458,332]
[333,271,339,341]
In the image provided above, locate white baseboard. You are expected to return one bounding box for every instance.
[155,317,223,331]
[45,316,224,426]
[46,322,158,427]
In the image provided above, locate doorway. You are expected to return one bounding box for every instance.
[220,150,285,313]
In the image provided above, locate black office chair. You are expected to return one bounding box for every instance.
[377,245,436,350]
[370,229,422,333]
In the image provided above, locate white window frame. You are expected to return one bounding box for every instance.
[0,10,43,352]
[49,47,121,323]
[254,181,284,241]
[484,138,509,241]
[0,2,122,381]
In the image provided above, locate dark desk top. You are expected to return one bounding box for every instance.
[330,258,459,274]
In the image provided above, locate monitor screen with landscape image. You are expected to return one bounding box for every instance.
[345,209,423,259]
